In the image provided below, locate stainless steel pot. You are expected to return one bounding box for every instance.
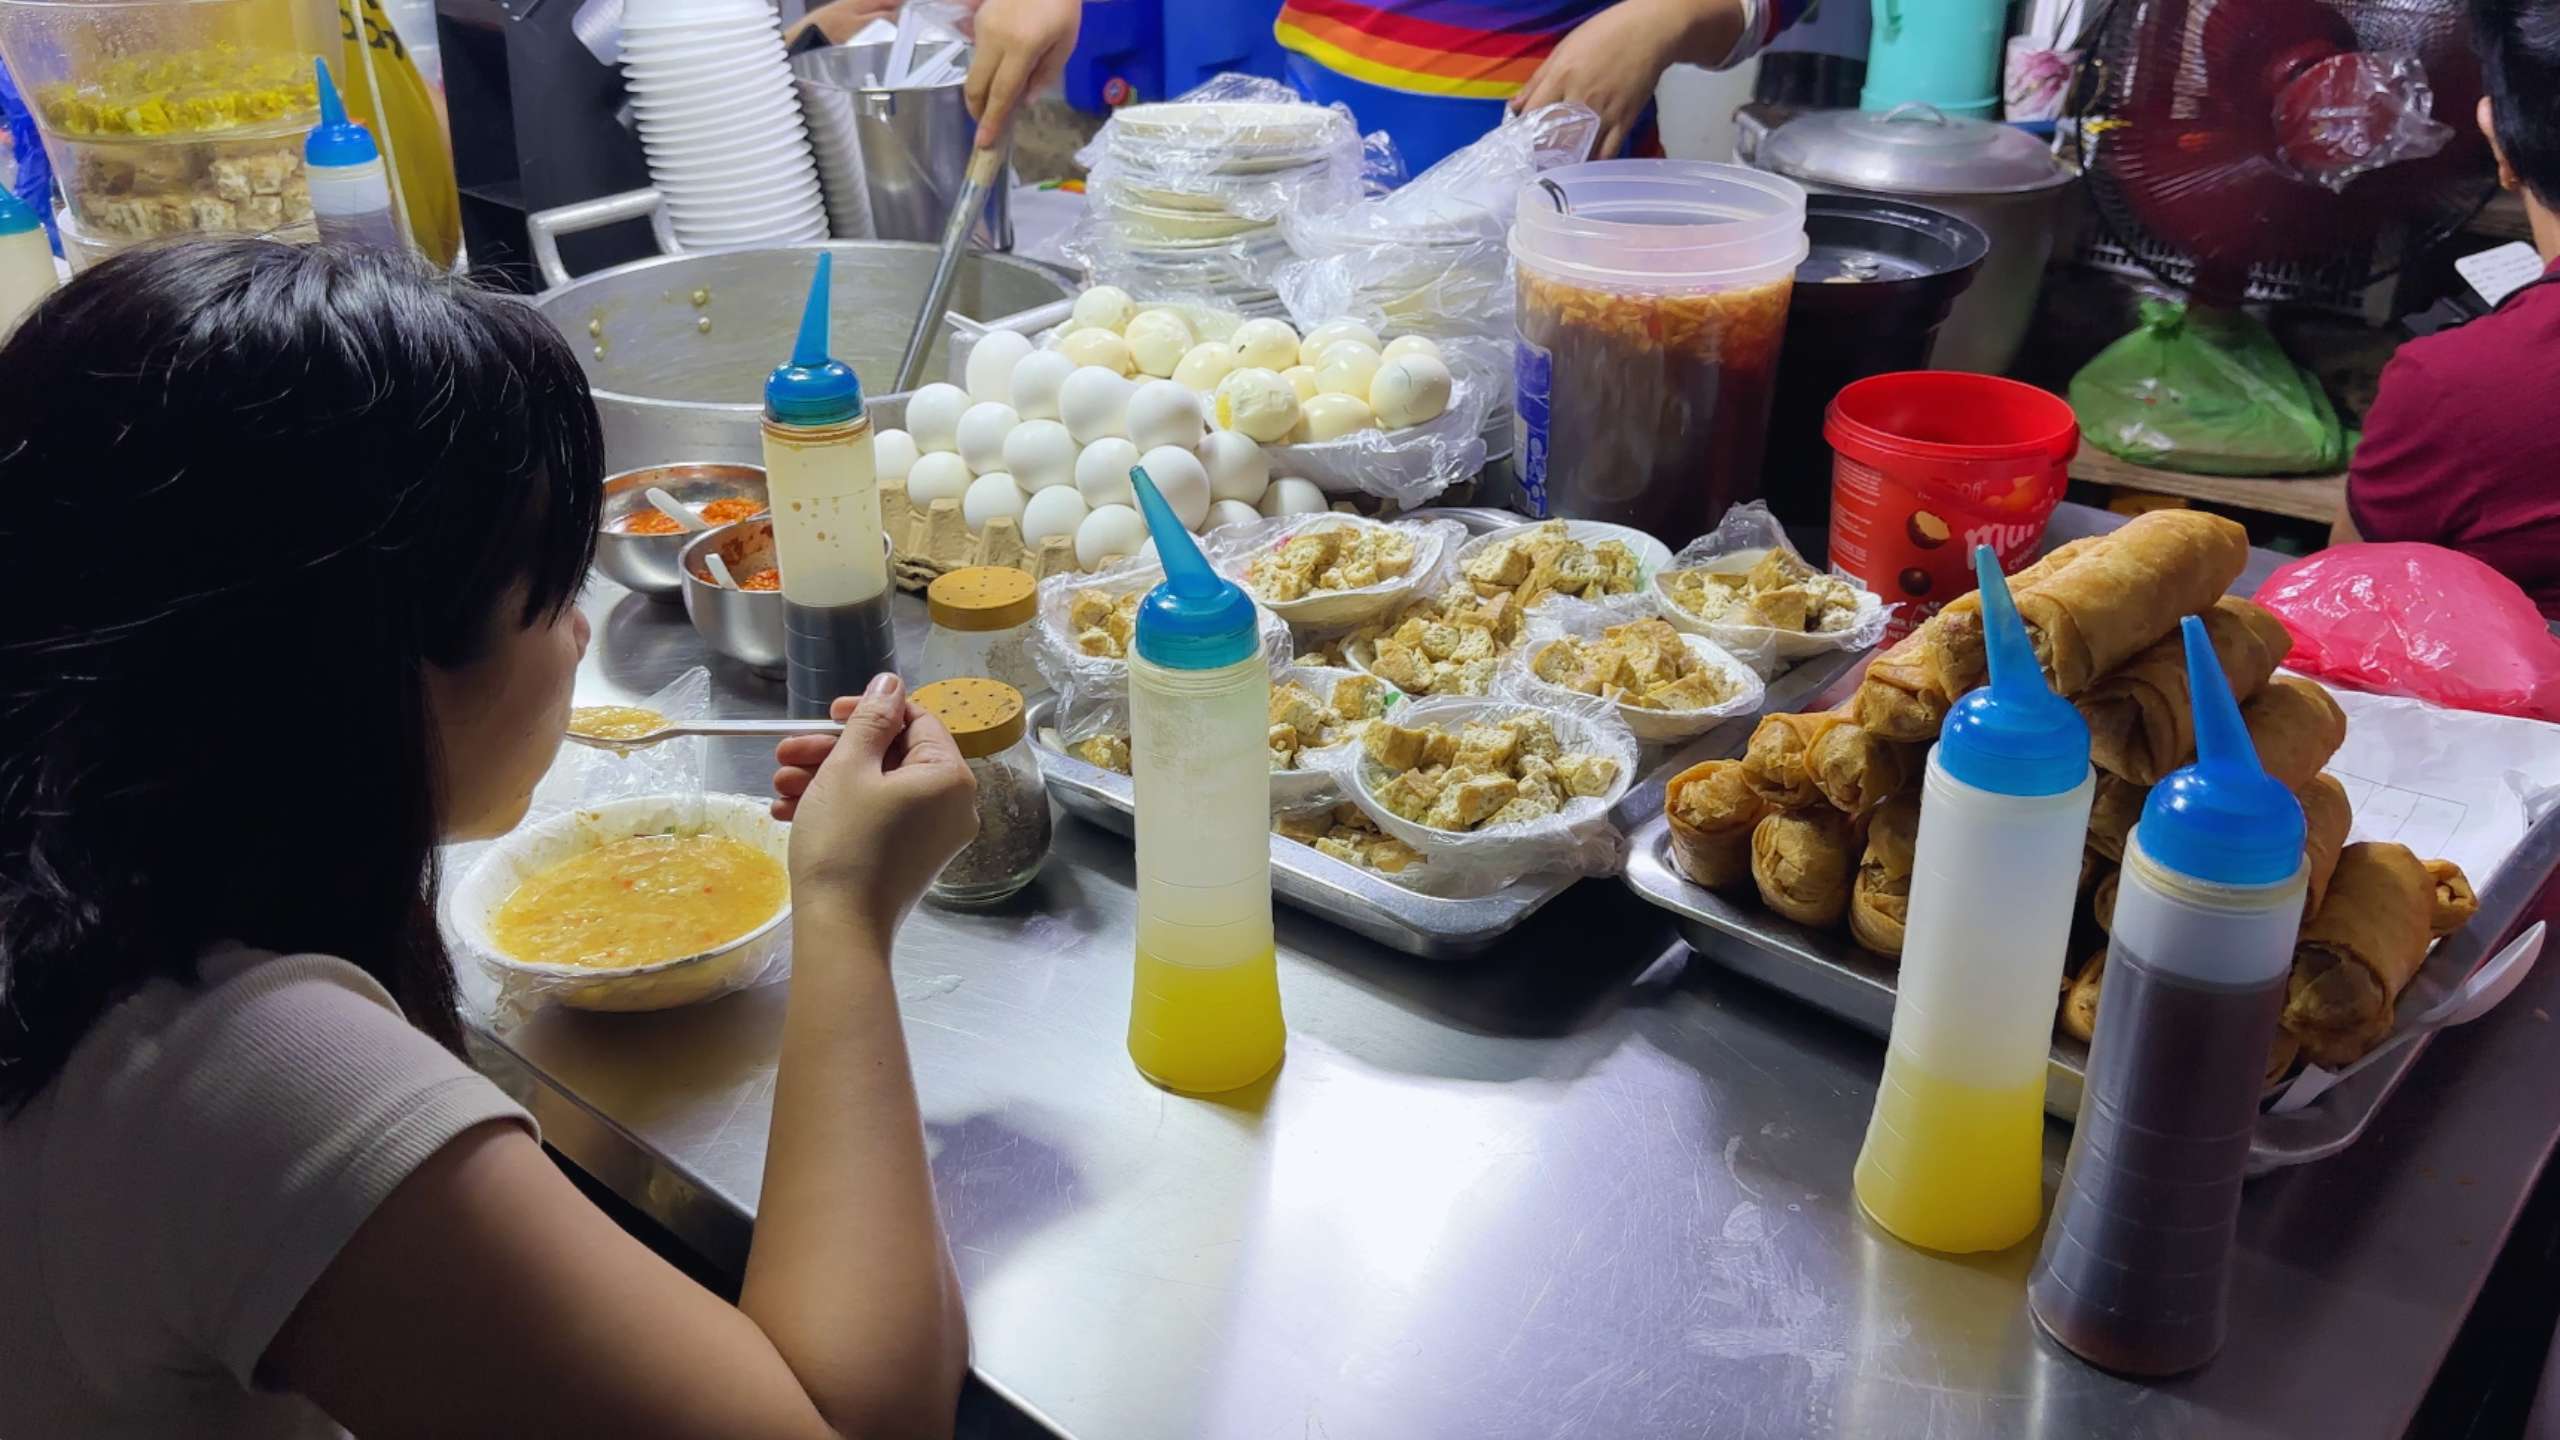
[528,189,1074,472]
[1752,103,2075,375]
[793,40,1008,247]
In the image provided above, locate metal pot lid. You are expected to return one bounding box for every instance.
[1761,103,2073,197]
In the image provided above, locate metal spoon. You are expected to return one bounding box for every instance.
[566,717,845,751]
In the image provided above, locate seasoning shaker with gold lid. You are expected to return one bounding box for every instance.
[913,678,1051,907]
[917,566,1044,694]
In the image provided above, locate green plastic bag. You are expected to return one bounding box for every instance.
[2068,299,2350,476]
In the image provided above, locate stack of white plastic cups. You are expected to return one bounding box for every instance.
[621,0,828,250]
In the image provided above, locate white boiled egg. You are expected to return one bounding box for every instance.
[1197,428,1271,505]
[1369,352,1454,428]
[1316,341,1383,400]
[1294,392,1377,442]
[874,427,920,483]
[1071,284,1136,333]
[1214,367,1301,444]
[1126,379,1204,451]
[1137,444,1212,530]
[964,330,1032,403]
[1057,327,1135,376]
[962,472,1026,531]
[1381,335,1444,363]
[1124,310,1197,378]
[956,401,1020,476]
[1075,436,1141,508]
[1258,476,1327,517]
[904,450,972,506]
[1002,419,1078,492]
[1020,485,1090,545]
[1075,503,1148,571]
[1057,366,1135,445]
[1280,365,1320,402]
[1171,341,1238,393]
[905,382,970,453]
[1008,349,1077,421]
[1299,319,1381,367]
[1205,499,1263,531]
[1229,317,1301,372]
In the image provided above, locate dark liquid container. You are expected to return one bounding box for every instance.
[1512,266,1791,542]
[2028,940,2284,1375]
[784,594,899,719]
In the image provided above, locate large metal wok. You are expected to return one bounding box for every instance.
[528,189,1075,471]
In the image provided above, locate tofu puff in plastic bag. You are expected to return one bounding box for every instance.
[1311,692,1639,895]
[1203,512,1465,630]
[2254,543,2560,722]
[1648,502,1892,672]
[1504,609,1767,746]
[1034,555,1296,713]
[444,669,795,1021]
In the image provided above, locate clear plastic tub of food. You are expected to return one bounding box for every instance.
[0,0,334,249]
[1509,161,1806,544]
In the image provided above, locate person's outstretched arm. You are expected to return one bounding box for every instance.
[1512,0,1798,157]
[266,674,980,1439]
[963,0,1081,149]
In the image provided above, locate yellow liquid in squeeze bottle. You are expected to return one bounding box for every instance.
[1122,465,1284,1094]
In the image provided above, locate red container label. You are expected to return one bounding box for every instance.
[1829,454,2067,640]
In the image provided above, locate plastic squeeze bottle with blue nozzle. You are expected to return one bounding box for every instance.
[764,253,895,717]
[2029,614,2308,1376]
[304,60,403,250]
[1855,545,2096,1254]
[0,183,55,338]
[1124,465,1284,1094]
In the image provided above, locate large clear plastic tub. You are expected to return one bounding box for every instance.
[0,0,334,248]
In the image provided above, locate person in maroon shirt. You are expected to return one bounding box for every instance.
[2336,0,2560,619]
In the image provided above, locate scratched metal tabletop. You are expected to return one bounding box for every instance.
[468,506,2560,1439]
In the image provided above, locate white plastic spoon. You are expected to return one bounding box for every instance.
[705,552,743,590]
[645,486,710,533]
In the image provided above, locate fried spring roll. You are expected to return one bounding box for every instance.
[2061,949,2105,1043]
[2016,510,2251,695]
[2425,859,2478,938]
[1665,759,1766,892]
[2284,841,2434,1069]
[1808,722,1918,816]
[1751,807,1858,929]
[2299,774,2352,917]
[1849,796,1919,958]
[1741,707,1851,809]
[1853,538,2100,742]
[2076,597,2295,784]
[2087,775,2148,863]
[2240,677,2349,793]
[2092,866,2120,933]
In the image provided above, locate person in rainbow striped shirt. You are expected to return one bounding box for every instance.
[1276,0,1808,169]
[804,0,1809,174]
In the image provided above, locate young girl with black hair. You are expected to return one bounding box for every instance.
[0,238,978,1438]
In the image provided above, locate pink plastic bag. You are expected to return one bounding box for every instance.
[2254,543,2560,722]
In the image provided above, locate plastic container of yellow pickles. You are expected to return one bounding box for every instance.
[0,0,336,248]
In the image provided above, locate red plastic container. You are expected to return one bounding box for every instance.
[1825,372,2079,639]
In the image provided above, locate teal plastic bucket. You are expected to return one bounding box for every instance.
[1861,0,2004,119]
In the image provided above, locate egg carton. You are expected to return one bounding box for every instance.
[881,481,1087,592]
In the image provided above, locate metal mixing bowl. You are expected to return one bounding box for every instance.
[679,517,786,676]
[598,463,770,603]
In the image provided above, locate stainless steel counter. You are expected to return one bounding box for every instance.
[472,508,2560,1440]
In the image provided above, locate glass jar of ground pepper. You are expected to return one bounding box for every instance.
[913,678,1051,907]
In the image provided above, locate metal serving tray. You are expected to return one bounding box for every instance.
[1620,723,2560,1172]
[1030,646,1869,960]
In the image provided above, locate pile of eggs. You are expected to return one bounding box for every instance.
[1049,285,1455,444]
[877,286,1458,573]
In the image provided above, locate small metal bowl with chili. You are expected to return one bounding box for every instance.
[597,463,771,603]
[679,517,787,677]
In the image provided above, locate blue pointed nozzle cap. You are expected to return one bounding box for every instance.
[1130,466,1258,669]
[763,253,865,425]
[1938,546,2089,797]
[0,183,38,237]
[303,60,381,168]
[2134,615,2307,885]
